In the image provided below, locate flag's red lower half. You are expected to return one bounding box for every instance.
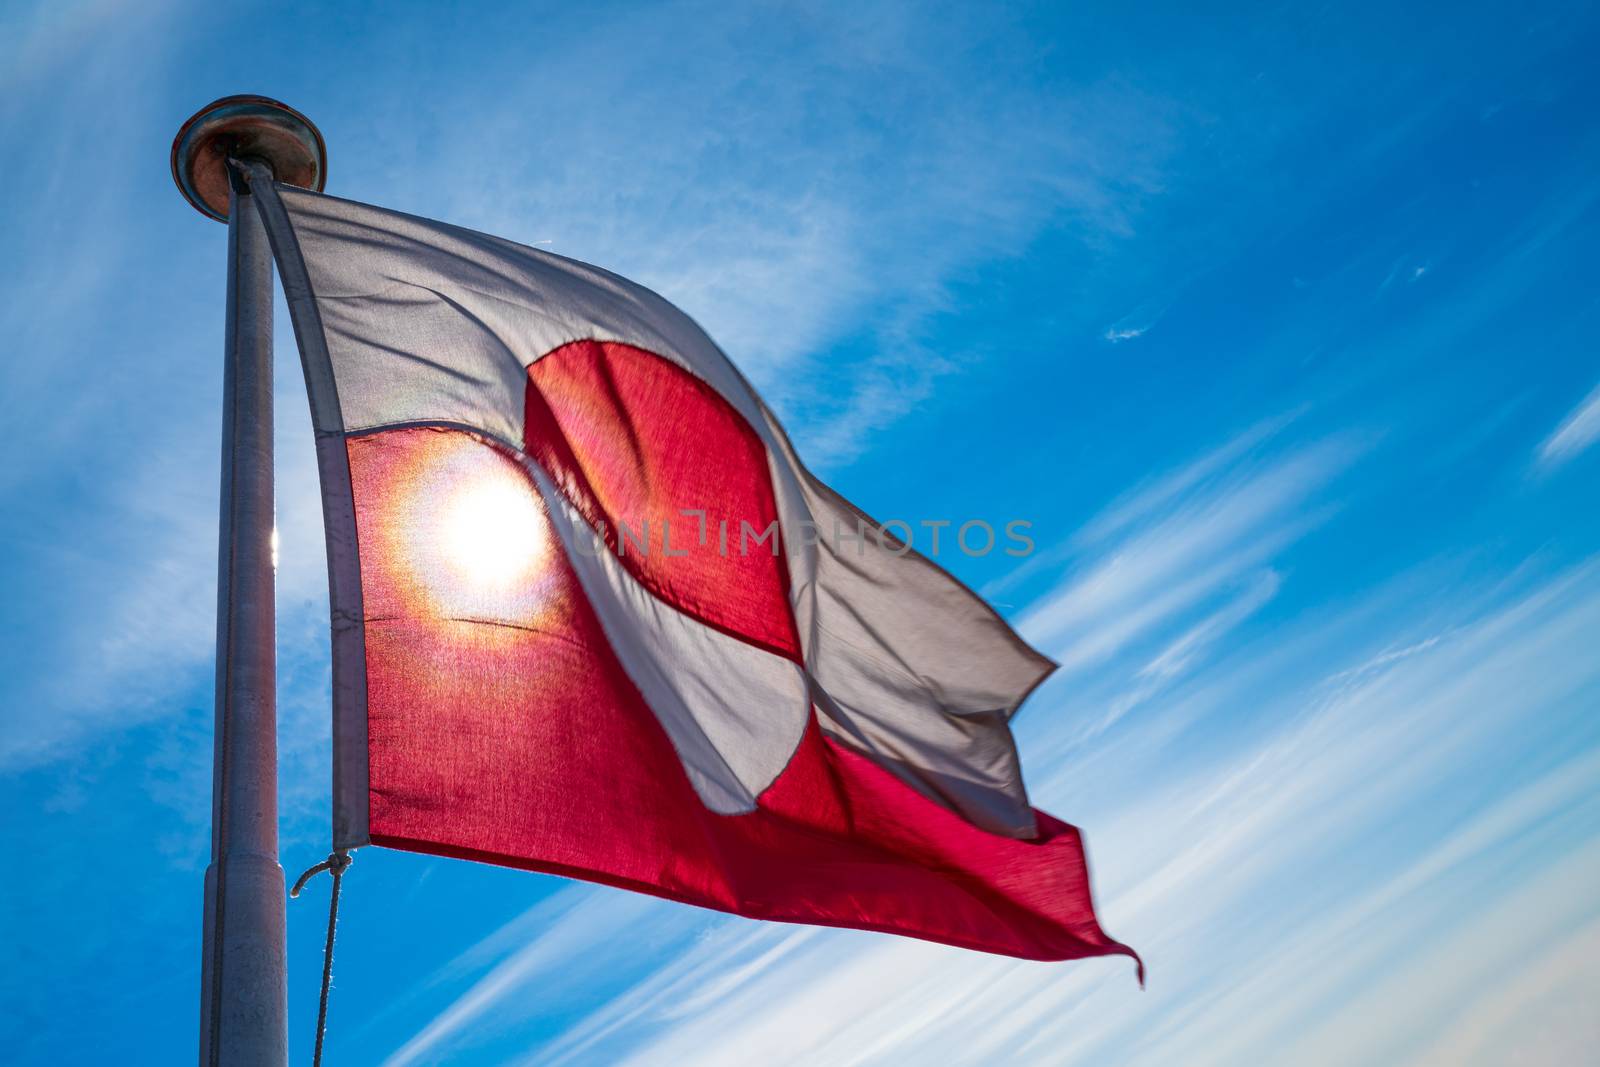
[348,425,1138,970]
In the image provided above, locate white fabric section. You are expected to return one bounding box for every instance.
[764,418,1052,837]
[277,186,1054,837]
[529,462,810,815]
[277,186,781,446]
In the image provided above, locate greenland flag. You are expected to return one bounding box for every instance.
[246,163,1137,971]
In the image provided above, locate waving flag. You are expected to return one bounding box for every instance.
[246,162,1137,971]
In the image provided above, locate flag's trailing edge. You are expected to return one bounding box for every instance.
[242,161,1140,976]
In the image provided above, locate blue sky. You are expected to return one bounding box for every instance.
[4,0,1599,1063]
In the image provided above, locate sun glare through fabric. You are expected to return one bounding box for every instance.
[351,429,559,631]
[440,472,548,593]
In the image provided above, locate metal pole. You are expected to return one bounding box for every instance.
[172,93,323,1067]
[198,161,287,1067]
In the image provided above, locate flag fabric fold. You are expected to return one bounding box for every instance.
[245,162,1137,972]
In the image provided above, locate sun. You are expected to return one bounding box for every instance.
[362,432,559,628]
[438,466,550,593]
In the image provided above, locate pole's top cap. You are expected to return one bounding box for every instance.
[171,95,327,222]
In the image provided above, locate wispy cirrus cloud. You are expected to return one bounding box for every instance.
[1015,427,1365,672]
[1137,568,1281,683]
[381,890,677,1067]
[1537,380,1600,468]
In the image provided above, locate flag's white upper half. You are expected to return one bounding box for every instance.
[264,179,1054,838]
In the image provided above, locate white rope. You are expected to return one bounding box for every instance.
[291,851,352,1067]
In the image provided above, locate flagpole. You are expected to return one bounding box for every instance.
[173,96,327,1067]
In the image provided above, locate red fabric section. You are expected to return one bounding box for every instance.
[351,426,1137,969]
[523,340,799,660]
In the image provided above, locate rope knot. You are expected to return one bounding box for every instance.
[290,848,354,1067]
[291,849,352,898]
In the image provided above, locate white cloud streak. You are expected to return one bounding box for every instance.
[381,889,680,1067]
[1537,380,1600,468]
[1016,431,1363,672]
